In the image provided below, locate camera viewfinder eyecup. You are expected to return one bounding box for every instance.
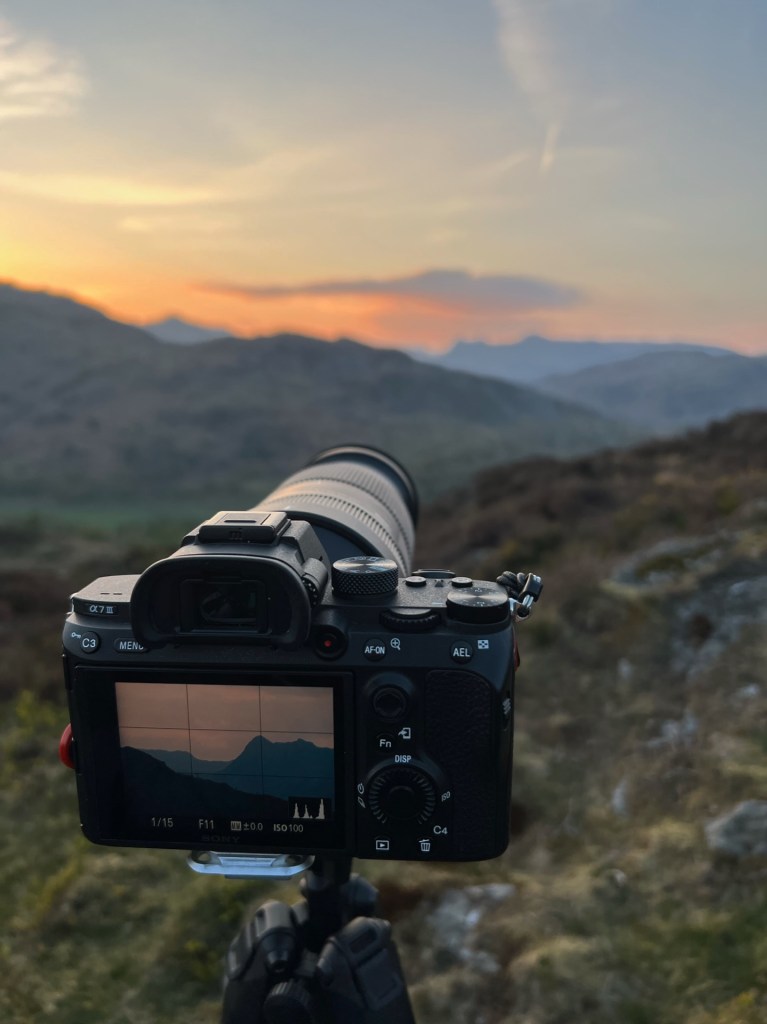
[128,446,418,650]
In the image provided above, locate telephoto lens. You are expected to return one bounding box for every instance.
[256,445,418,577]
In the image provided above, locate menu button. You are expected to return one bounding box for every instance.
[113,637,147,654]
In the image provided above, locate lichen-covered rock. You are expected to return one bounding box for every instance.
[705,800,767,858]
[426,883,515,974]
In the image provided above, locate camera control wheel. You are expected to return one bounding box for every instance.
[366,763,439,824]
[445,586,510,624]
[331,556,399,597]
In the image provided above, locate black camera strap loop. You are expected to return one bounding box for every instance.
[497,571,544,620]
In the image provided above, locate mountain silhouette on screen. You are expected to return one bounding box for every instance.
[141,734,333,779]
[122,734,334,815]
[119,747,289,817]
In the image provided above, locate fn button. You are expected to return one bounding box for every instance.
[450,640,473,664]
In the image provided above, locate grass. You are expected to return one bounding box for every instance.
[1,416,766,1022]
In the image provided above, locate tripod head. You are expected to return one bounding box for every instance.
[220,857,416,1024]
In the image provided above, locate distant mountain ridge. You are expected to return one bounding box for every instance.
[0,283,634,509]
[143,317,238,344]
[139,734,333,785]
[424,335,733,384]
[536,349,767,429]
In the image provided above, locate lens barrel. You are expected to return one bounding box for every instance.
[255,445,418,577]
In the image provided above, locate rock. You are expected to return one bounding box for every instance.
[733,683,761,701]
[608,868,628,889]
[705,800,767,857]
[617,658,634,683]
[611,777,630,817]
[671,574,767,680]
[426,883,515,974]
[646,710,699,749]
[612,534,730,588]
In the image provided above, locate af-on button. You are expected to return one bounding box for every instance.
[363,638,387,661]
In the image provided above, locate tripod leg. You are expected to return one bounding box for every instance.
[316,916,416,1024]
[221,901,300,1024]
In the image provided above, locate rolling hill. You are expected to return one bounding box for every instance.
[536,349,767,429]
[0,284,636,511]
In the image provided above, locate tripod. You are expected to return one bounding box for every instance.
[220,857,416,1024]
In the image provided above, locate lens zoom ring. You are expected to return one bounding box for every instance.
[260,486,411,571]
[276,468,413,554]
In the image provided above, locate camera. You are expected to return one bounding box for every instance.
[62,446,540,862]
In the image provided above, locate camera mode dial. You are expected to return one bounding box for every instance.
[366,762,439,825]
[332,556,399,597]
[446,586,510,624]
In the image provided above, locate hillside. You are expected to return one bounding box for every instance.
[1,411,765,1023]
[0,284,635,511]
[536,349,767,430]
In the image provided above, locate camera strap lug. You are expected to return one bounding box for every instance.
[496,571,543,621]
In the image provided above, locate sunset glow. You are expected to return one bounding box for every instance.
[1,2,764,353]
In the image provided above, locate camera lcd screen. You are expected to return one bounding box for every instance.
[116,680,334,831]
[71,672,348,851]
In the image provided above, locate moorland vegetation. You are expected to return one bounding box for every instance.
[1,412,766,1023]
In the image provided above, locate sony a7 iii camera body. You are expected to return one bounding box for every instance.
[62,446,539,863]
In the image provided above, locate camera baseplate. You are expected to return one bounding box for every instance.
[188,850,315,878]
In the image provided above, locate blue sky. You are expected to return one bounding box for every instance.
[0,0,765,350]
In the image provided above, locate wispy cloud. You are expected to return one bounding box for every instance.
[200,268,583,313]
[119,212,239,235]
[0,143,336,209]
[476,149,533,181]
[0,18,86,121]
[0,170,217,206]
[492,0,617,173]
[493,1,566,119]
[539,121,562,175]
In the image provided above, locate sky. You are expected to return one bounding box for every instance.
[116,683,334,760]
[0,1,765,352]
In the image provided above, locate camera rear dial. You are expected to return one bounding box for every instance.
[366,760,444,826]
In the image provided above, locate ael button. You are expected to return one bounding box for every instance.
[450,641,474,664]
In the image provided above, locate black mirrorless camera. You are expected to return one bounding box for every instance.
[62,446,540,863]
